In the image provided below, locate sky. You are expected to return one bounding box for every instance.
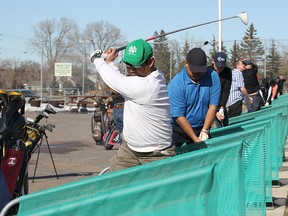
[0,0,287,62]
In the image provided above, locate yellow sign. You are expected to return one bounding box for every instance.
[55,63,72,77]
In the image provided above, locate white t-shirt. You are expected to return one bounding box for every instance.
[94,59,172,152]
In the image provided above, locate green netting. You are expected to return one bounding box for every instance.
[18,140,246,216]
[220,98,288,205]
[229,105,287,182]
[178,126,266,216]
[211,117,274,204]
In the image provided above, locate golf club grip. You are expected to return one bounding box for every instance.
[115,36,156,53]
[116,45,126,52]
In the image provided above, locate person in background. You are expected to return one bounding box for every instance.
[91,39,175,171]
[112,92,124,144]
[168,48,221,146]
[242,59,262,112]
[271,79,279,101]
[227,60,253,118]
[208,52,232,127]
[275,75,286,96]
[264,79,278,105]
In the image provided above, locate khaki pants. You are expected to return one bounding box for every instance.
[109,139,175,172]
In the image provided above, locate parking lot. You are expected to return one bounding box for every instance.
[25,111,117,193]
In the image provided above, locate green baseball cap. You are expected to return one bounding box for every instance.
[121,39,153,67]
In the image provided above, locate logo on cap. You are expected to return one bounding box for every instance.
[128,46,137,55]
[217,57,225,62]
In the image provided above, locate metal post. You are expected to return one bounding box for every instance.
[170,49,173,82]
[218,0,222,52]
[40,41,43,102]
[82,52,85,95]
[264,40,267,78]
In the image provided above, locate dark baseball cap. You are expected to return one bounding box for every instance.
[214,52,227,67]
[186,48,207,73]
[242,59,252,65]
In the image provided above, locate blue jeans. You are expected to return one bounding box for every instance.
[244,94,262,112]
[113,108,124,144]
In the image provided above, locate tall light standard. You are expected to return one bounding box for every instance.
[40,41,44,102]
[169,49,173,82]
[218,0,222,52]
[82,52,85,95]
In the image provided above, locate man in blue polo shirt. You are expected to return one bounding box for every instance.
[168,48,221,146]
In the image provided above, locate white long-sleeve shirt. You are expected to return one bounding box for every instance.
[94,58,172,152]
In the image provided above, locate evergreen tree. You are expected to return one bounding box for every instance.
[240,23,264,63]
[208,35,228,64]
[229,41,241,68]
[266,40,282,78]
[168,39,186,81]
[209,36,218,64]
[177,39,190,72]
[279,49,288,79]
[152,30,171,82]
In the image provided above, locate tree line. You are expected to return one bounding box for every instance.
[0,18,287,93]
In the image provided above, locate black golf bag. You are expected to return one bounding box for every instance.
[0,90,27,210]
[102,124,119,150]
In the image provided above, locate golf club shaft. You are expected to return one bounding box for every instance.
[116,15,237,52]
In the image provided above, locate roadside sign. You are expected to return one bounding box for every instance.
[55,63,72,77]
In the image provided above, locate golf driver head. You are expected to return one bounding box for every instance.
[238,11,248,25]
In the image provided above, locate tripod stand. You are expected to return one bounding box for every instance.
[32,130,59,183]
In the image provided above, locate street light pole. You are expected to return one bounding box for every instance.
[218,0,222,52]
[82,52,85,95]
[40,41,43,102]
[169,49,173,82]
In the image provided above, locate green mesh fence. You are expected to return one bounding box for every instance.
[15,127,271,216]
[229,103,287,182]
[178,126,267,216]
[211,113,278,205]
[211,118,272,204]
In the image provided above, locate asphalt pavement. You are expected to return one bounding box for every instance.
[25,110,117,193]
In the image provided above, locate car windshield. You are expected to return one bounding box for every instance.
[13,89,38,96]
[23,90,37,96]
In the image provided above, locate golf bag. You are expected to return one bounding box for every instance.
[0,90,27,210]
[91,99,109,143]
[102,125,119,150]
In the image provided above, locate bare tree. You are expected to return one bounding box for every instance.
[83,20,126,51]
[28,17,79,85]
[82,20,126,90]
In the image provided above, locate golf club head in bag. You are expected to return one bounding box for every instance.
[44,103,57,115]
[34,103,57,124]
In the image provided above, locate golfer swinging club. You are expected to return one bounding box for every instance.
[91,39,175,172]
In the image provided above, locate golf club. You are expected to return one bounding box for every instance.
[116,11,248,52]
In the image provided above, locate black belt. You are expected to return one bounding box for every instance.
[114,102,124,109]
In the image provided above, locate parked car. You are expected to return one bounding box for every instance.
[9,89,40,103]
